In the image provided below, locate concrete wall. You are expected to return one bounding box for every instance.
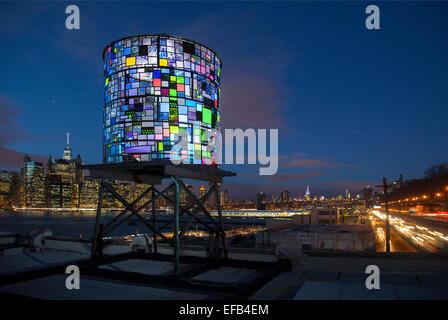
[311,208,339,224]
[256,229,375,252]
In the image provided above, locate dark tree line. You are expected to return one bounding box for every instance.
[387,162,448,201]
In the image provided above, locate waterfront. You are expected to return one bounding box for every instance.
[0,209,292,239]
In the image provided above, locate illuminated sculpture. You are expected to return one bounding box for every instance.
[103,34,222,165]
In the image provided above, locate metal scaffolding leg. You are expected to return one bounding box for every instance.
[90,181,175,260]
[91,180,104,259]
[215,182,228,259]
[88,175,230,280]
[152,185,158,254]
[171,177,180,276]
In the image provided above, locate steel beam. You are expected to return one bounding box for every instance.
[154,185,217,235]
[214,182,228,259]
[152,185,158,254]
[100,185,153,235]
[102,182,171,244]
[180,184,216,237]
[91,180,104,258]
[179,181,226,237]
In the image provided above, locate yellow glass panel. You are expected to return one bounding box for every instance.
[159,59,168,67]
[126,57,136,66]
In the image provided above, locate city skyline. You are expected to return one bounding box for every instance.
[0,2,447,198]
[1,132,372,205]
[0,130,436,201]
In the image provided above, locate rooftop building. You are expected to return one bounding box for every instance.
[0,232,447,300]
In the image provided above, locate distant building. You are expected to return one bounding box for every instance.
[305,185,310,201]
[63,133,72,161]
[340,214,367,225]
[280,190,291,202]
[116,182,133,208]
[45,173,71,208]
[220,189,228,206]
[44,136,84,208]
[0,171,11,207]
[362,185,373,208]
[257,192,266,210]
[256,224,375,252]
[198,185,208,207]
[199,185,206,198]
[21,155,45,208]
[310,207,339,224]
[0,171,21,207]
[79,179,99,208]
[179,184,194,207]
[131,183,151,208]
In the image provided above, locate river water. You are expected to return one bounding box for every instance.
[0,209,287,239]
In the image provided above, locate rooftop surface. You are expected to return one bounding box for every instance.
[1,237,448,300]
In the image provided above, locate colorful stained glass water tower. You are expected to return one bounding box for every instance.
[102,34,222,165]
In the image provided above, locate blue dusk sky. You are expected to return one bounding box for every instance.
[0,1,447,199]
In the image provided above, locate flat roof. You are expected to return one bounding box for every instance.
[276,224,373,234]
[2,245,448,300]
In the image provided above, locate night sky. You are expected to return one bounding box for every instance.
[0,1,447,199]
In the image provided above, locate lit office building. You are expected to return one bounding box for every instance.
[220,189,228,206]
[131,183,152,208]
[257,192,266,210]
[0,171,11,207]
[281,190,291,202]
[79,179,100,208]
[45,137,84,208]
[22,155,45,208]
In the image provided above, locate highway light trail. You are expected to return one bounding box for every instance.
[371,210,448,253]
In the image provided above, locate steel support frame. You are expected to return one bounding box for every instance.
[90,177,228,271]
[91,181,172,259]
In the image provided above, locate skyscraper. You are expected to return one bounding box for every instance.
[63,133,72,161]
[199,185,206,199]
[22,155,45,208]
[79,180,99,208]
[220,189,228,206]
[199,185,207,207]
[257,192,266,210]
[45,137,84,208]
[280,190,291,202]
[305,185,311,201]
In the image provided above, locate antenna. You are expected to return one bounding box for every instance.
[67,133,70,146]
